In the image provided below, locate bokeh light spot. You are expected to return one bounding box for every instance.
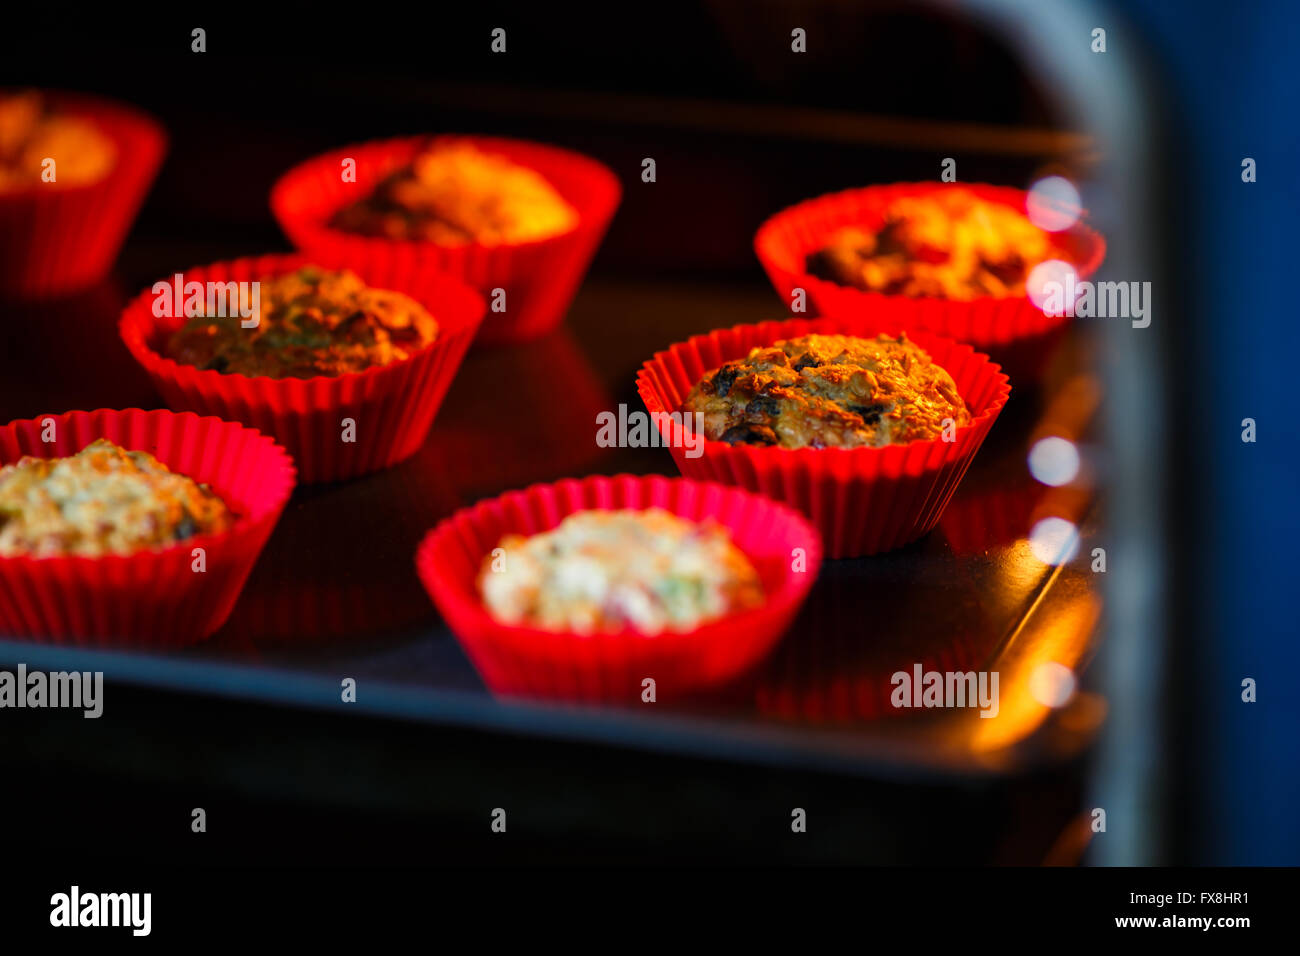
[1026,259,1081,315]
[1027,176,1082,232]
[1028,437,1081,486]
[1029,517,1080,565]
[1029,661,1078,708]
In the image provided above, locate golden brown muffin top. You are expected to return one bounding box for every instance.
[805,189,1055,300]
[0,439,234,557]
[681,332,970,449]
[329,141,578,244]
[0,91,116,191]
[166,265,438,379]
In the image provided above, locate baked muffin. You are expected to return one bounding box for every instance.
[681,332,970,449]
[0,439,234,557]
[478,508,765,634]
[805,189,1055,299]
[0,90,116,191]
[328,140,578,244]
[165,265,438,379]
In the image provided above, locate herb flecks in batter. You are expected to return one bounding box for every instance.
[166,266,438,379]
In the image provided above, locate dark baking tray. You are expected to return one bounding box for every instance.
[0,7,1126,865]
[0,264,1105,784]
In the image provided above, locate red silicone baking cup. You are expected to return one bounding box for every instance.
[119,252,486,483]
[636,315,1011,558]
[754,182,1106,383]
[270,134,621,345]
[0,92,166,300]
[0,408,295,645]
[415,474,823,702]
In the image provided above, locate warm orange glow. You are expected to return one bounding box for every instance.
[967,589,1100,754]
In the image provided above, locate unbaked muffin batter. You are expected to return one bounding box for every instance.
[0,439,234,557]
[478,508,765,634]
